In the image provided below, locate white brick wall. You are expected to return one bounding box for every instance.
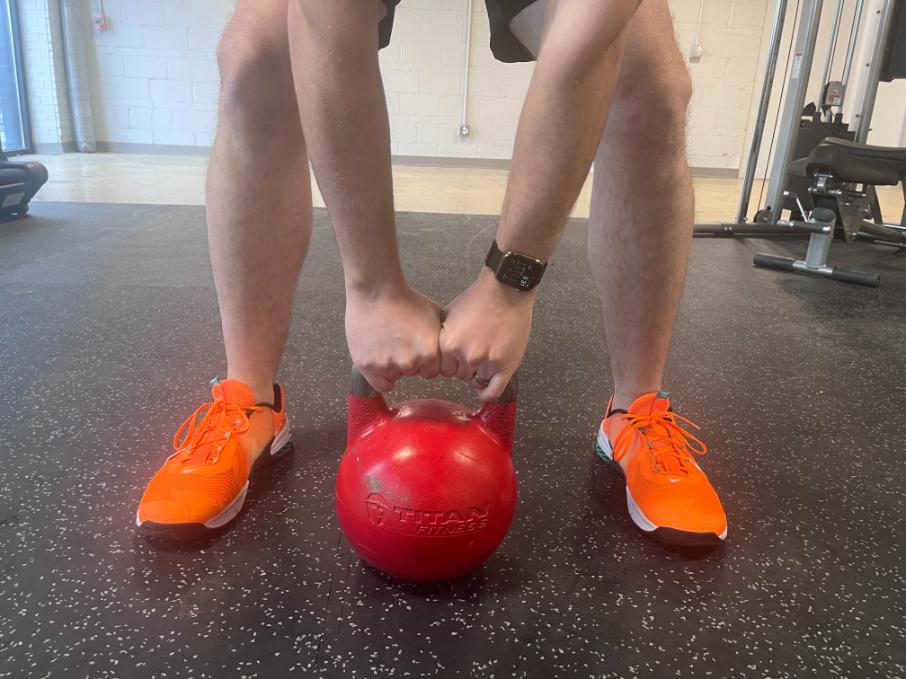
[22,0,769,166]
[383,0,771,167]
[26,0,901,170]
[678,0,774,169]
[871,82,906,147]
[82,0,228,147]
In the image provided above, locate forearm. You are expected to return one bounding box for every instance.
[496,1,638,261]
[288,2,402,294]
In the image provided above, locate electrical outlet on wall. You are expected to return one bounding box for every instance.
[93,13,108,31]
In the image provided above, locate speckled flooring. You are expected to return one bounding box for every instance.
[1,203,905,678]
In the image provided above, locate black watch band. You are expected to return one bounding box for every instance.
[485,240,547,292]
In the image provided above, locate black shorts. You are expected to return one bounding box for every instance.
[380,1,538,63]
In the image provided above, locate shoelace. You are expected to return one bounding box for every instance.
[612,410,708,475]
[171,400,263,466]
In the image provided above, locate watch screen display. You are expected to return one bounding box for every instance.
[500,253,545,290]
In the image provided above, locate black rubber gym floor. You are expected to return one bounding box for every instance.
[1,202,905,678]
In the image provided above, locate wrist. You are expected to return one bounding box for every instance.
[483,239,547,294]
[478,265,539,303]
[345,268,408,300]
[494,236,549,264]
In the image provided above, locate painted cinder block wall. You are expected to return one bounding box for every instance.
[18,0,906,167]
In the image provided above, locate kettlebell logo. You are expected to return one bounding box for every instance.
[365,493,391,526]
[364,493,490,536]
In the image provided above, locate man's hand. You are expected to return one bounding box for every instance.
[440,268,535,402]
[346,281,443,392]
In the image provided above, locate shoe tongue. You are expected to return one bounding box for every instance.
[627,390,671,417]
[210,378,256,407]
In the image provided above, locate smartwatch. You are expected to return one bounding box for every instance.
[484,240,547,292]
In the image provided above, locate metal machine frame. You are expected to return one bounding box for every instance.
[694,0,905,286]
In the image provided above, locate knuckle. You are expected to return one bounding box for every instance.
[465,351,486,366]
[417,348,438,364]
[438,336,456,354]
[487,352,507,367]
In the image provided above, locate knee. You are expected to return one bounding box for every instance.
[216,30,297,130]
[613,63,692,135]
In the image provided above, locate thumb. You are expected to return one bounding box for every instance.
[361,369,395,393]
[476,370,514,403]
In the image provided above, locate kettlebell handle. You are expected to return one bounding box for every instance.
[349,365,518,405]
[348,365,519,450]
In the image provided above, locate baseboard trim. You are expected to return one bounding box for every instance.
[690,167,739,178]
[392,155,512,169]
[394,157,738,177]
[95,141,211,156]
[28,142,742,179]
[33,141,78,153]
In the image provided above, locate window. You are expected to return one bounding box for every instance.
[0,0,30,153]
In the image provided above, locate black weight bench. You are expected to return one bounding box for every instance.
[0,150,48,222]
[802,138,906,187]
[754,137,906,286]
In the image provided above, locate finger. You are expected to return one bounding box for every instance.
[383,364,404,382]
[457,358,476,383]
[439,351,458,379]
[399,358,420,377]
[369,364,402,392]
[418,353,441,379]
[477,371,511,403]
[362,370,395,393]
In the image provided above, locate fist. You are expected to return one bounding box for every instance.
[440,268,535,401]
[346,282,443,392]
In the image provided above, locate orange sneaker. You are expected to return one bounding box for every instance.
[596,392,727,547]
[136,378,292,540]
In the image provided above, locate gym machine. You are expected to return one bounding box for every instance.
[0,148,47,221]
[695,0,906,287]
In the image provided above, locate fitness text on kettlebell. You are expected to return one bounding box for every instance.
[365,493,490,537]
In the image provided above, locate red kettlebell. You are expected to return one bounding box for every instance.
[336,366,518,582]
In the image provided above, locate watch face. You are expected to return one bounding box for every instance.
[499,252,545,290]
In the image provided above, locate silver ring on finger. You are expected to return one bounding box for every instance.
[472,372,491,388]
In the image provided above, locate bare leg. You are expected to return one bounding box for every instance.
[208,0,311,402]
[513,1,724,543]
[511,0,692,410]
[588,0,694,411]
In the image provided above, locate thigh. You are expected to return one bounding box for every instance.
[614,0,687,97]
[508,0,682,81]
[224,0,390,54]
[291,0,391,46]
